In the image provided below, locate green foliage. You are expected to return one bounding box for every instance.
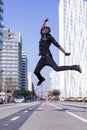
[13,90,32,98]
[48,89,61,97]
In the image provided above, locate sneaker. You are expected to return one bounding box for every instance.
[37,78,45,86]
[75,65,82,73]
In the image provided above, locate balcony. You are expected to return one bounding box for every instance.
[0,0,3,5]
[0,14,3,20]
[0,7,3,13]
[0,30,2,35]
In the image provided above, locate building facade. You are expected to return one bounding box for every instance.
[0,0,3,47]
[1,27,22,91]
[0,0,3,91]
[21,51,28,90]
[28,72,32,92]
[58,0,87,97]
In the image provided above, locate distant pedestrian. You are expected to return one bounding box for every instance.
[34,18,82,86]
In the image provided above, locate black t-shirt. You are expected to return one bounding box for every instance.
[39,31,60,56]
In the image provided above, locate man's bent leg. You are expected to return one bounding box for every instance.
[46,56,82,73]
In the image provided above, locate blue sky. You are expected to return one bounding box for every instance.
[3,0,60,93]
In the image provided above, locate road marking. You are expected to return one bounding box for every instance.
[66,111,87,123]
[10,116,20,121]
[29,108,33,110]
[24,110,28,113]
[2,124,8,126]
[60,102,87,109]
[49,102,87,123]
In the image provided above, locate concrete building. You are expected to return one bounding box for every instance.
[28,72,32,92]
[1,27,22,91]
[50,71,60,90]
[58,0,87,97]
[21,51,28,90]
[50,70,65,98]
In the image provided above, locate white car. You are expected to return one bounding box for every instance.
[14,96,25,103]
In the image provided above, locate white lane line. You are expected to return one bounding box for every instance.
[66,111,87,123]
[24,110,28,113]
[49,102,87,123]
[10,116,20,121]
[29,108,33,110]
[2,124,8,126]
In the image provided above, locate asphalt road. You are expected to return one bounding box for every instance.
[0,100,87,130]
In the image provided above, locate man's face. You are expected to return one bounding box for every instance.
[42,28,50,34]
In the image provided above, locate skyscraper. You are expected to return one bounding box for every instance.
[1,27,22,91]
[0,0,3,47]
[59,0,87,97]
[0,0,3,91]
[21,51,28,90]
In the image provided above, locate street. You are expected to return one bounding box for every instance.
[0,100,87,130]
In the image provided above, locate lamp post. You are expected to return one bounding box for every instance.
[41,84,43,98]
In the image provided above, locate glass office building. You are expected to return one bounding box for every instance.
[58,0,87,97]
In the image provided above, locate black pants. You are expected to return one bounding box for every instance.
[34,55,76,81]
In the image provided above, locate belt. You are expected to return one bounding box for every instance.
[42,54,49,58]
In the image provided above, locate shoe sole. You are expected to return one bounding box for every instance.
[79,65,82,73]
[37,79,45,86]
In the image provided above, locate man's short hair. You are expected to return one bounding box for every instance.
[45,26,51,33]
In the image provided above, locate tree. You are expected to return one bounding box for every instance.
[13,90,32,98]
[51,89,61,96]
[48,89,61,97]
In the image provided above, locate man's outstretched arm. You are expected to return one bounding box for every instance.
[59,45,71,56]
[41,18,48,29]
[52,37,71,56]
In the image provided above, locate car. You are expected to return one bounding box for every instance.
[64,97,69,101]
[83,97,87,102]
[49,96,59,101]
[76,97,83,102]
[69,97,76,102]
[0,98,3,104]
[13,96,25,103]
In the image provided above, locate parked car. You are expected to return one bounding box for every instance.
[48,96,59,101]
[64,97,69,101]
[13,96,25,103]
[76,97,83,102]
[0,98,3,104]
[83,97,87,102]
[69,97,76,102]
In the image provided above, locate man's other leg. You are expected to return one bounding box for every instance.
[34,58,45,86]
[46,56,82,73]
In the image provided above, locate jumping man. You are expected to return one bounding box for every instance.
[34,18,82,86]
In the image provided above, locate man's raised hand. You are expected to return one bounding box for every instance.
[44,18,48,23]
